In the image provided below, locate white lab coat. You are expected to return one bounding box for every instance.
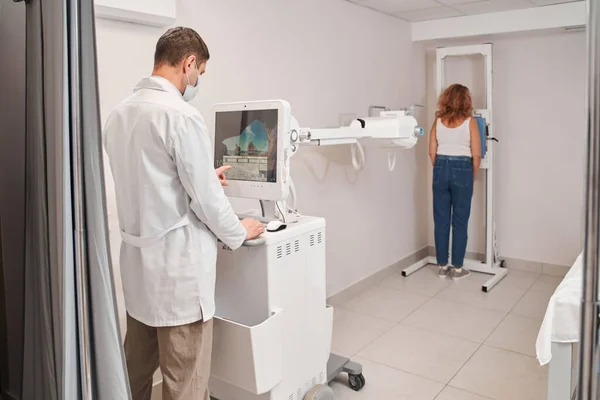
[103,76,246,327]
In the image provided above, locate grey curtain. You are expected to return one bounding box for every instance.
[21,0,64,396]
[75,0,131,397]
[1,0,131,398]
[0,214,8,395]
[0,1,27,398]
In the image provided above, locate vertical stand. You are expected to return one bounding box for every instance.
[402,44,508,292]
[578,0,600,399]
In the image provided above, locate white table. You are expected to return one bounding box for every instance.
[536,253,582,400]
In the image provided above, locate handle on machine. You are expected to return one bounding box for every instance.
[242,237,267,247]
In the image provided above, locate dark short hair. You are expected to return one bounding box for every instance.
[154,27,210,67]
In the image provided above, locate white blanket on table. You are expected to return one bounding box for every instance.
[536,252,582,366]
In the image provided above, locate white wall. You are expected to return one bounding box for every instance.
[426,31,587,267]
[96,0,427,324]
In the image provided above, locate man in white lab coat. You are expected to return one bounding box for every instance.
[103,27,264,400]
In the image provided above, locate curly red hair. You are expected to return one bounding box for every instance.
[435,84,473,125]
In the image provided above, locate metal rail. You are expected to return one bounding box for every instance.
[579,0,600,399]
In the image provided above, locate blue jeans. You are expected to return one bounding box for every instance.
[433,155,474,267]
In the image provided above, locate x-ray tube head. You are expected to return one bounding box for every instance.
[350,111,422,149]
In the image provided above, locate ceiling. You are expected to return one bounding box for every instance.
[346,0,583,22]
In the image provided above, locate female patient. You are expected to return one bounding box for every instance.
[429,84,481,280]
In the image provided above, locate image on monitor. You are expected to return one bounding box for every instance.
[214,109,278,183]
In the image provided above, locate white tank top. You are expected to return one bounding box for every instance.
[436,117,472,157]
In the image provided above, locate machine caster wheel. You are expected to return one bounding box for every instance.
[304,384,334,400]
[500,259,507,268]
[348,373,366,391]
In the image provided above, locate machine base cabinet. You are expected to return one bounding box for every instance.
[210,217,356,400]
[212,310,284,394]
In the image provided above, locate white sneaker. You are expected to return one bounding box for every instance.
[438,266,451,279]
[452,268,471,280]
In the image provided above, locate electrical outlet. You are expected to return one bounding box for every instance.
[339,113,357,127]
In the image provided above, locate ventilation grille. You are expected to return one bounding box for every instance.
[277,240,302,260]
[287,371,326,400]
[310,231,324,247]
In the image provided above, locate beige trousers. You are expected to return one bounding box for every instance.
[124,314,213,400]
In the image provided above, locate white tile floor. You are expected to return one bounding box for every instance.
[330,265,559,400]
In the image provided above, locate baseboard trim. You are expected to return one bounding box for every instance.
[326,246,572,306]
[327,246,429,305]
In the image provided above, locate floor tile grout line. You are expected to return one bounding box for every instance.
[438,277,533,395]
[477,280,544,351]
[353,321,485,388]
[347,320,402,359]
[332,268,549,399]
[346,294,439,358]
[336,276,530,349]
[332,285,439,324]
[377,274,452,298]
[507,277,544,315]
[346,328,541,399]
[398,299,506,346]
[333,301,431,325]
[480,309,512,344]
[509,309,545,322]
[443,384,496,400]
[347,266,543,311]
[335,273,542,334]
[480,342,542,360]
[333,293,545,399]
[430,383,446,400]
[432,290,522,314]
[399,294,440,322]
[432,274,536,316]
[444,343,545,400]
[528,273,563,295]
[444,340,485,392]
[341,274,540,319]
[370,283,442,300]
[402,323,504,347]
[346,296,445,367]
[332,302,404,323]
[355,352,454,386]
[432,385,447,400]
[378,282,451,299]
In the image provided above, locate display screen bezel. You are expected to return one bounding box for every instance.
[214,109,279,184]
[212,100,289,201]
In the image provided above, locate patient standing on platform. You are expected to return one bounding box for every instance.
[429,84,481,280]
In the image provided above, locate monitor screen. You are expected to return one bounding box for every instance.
[214,109,278,183]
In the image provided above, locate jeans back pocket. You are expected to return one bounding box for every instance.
[452,168,473,188]
[433,166,443,185]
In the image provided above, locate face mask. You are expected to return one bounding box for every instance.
[182,63,200,102]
